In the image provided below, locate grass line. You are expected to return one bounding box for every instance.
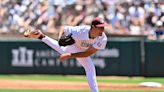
[0,75,164,84]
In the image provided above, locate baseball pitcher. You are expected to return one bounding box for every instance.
[24,17,107,92]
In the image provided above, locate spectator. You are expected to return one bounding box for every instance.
[0,4,8,33]
[128,1,145,35]
[107,5,129,35]
[148,20,164,40]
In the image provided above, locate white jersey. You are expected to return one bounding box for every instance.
[64,25,107,50]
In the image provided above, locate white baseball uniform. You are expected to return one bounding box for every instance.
[42,25,107,92]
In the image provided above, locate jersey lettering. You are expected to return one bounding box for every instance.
[81,41,92,47]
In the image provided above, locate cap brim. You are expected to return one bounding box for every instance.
[95,23,108,27]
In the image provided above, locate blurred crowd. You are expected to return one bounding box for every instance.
[0,0,164,40]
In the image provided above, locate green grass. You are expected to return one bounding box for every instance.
[0,75,86,82]
[0,75,164,92]
[98,77,164,84]
[0,75,164,84]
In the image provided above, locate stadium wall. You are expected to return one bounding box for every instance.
[0,39,163,77]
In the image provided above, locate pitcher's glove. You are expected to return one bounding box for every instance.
[58,34,75,46]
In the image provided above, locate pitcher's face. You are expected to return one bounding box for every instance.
[92,26,104,36]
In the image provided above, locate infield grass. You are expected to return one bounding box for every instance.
[0,75,164,84]
[0,75,164,92]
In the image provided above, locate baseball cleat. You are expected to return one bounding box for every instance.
[24,29,45,39]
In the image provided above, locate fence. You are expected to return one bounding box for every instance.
[0,36,163,76]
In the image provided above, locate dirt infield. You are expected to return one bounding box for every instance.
[0,79,164,91]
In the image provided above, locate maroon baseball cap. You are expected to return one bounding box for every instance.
[91,17,107,28]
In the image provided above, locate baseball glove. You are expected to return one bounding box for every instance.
[58,34,75,46]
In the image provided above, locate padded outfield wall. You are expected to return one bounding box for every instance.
[0,38,163,77]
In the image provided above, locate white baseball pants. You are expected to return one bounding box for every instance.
[42,36,99,92]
